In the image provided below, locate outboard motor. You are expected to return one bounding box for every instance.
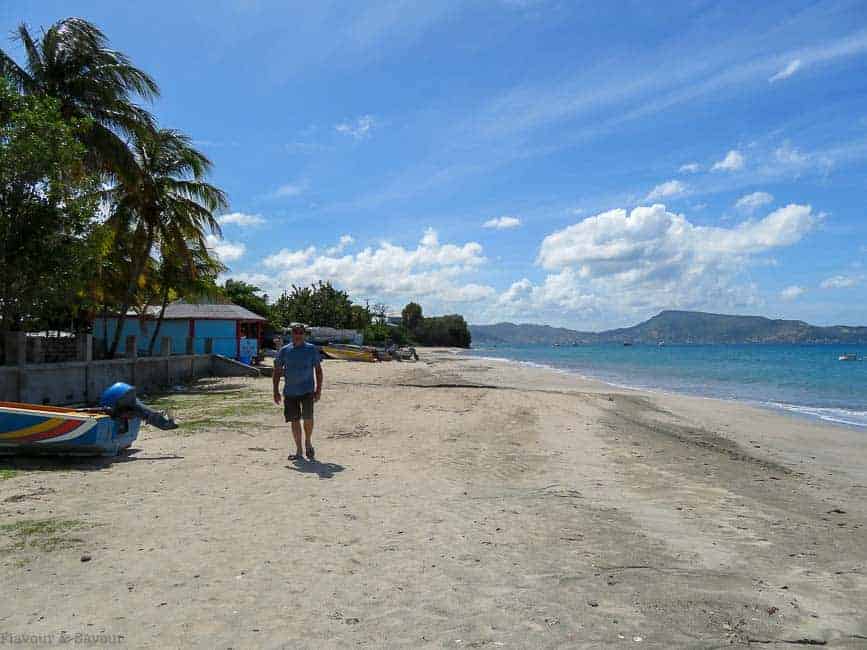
[99,382,178,430]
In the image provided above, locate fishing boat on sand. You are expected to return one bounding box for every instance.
[0,383,177,456]
[320,344,378,362]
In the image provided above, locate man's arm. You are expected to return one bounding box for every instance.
[272,357,282,404]
[314,362,323,402]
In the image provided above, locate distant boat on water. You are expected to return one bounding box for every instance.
[839,352,859,361]
[622,341,633,347]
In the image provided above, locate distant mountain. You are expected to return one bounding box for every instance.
[468,322,594,345]
[470,310,867,345]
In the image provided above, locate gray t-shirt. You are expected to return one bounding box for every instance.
[276,342,320,396]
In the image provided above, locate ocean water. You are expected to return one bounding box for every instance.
[466,343,867,428]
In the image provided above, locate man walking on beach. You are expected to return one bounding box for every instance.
[273,323,323,461]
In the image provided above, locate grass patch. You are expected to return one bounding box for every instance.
[177,418,260,434]
[0,518,88,554]
[144,383,269,435]
[0,469,17,480]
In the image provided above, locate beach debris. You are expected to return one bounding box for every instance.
[767,606,778,616]
[633,637,643,642]
[587,600,599,607]
[827,508,846,514]
[80,553,91,562]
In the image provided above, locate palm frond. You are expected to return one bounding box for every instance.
[15,23,43,80]
[0,49,33,92]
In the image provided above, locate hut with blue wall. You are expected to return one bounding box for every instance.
[94,301,266,360]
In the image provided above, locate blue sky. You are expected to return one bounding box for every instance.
[3,1,867,329]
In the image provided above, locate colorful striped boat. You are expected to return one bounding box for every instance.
[0,401,140,457]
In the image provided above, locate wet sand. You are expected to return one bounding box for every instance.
[1,349,866,648]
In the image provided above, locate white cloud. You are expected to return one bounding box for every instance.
[325,234,355,255]
[217,212,265,227]
[769,59,802,82]
[335,115,376,140]
[537,204,816,272]
[712,150,745,172]
[496,203,819,323]
[679,162,700,173]
[483,216,522,229]
[780,285,806,301]
[263,246,316,269]
[765,31,867,85]
[646,180,687,201]
[735,191,774,213]
[255,228,492,307]
[205,234,246,263]
[269,180,308,199]
[774,142,809,167]
[820,274,861,289]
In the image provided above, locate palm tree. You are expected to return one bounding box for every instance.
[104,128,227,358]
[0,17,158,174]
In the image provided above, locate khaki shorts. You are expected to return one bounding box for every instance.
[283,393,314,422]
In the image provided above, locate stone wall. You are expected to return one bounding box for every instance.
[2,332,92,366]
[26,336,79,363]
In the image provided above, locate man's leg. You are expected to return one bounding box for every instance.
[290,420,303,458]
[285,397,304,459]
[303,418,314,457]
[302,393,315,459]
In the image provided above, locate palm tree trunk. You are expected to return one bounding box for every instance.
[147,288,170,356]
[107,229,153,359]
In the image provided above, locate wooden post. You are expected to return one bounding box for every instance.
[76,333,93,362]
[31,337,44,364]
[125,335,138,359]
[204,338,213,354]
[160,336,172,356]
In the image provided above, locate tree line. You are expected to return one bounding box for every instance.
[226,280,471,348]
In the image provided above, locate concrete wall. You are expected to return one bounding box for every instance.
[0,354,259,406]
[211,354,261,378]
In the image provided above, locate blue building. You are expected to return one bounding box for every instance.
[94,301,266,360]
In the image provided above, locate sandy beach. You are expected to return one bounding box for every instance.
[1,349,866,648]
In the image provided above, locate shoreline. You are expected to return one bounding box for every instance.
[461,347,867,430]
[436,346,867,486]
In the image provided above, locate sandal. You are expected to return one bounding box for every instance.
[305,445,315,460]
[288,453,303,461]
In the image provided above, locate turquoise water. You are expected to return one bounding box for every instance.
[467,344,867,428]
